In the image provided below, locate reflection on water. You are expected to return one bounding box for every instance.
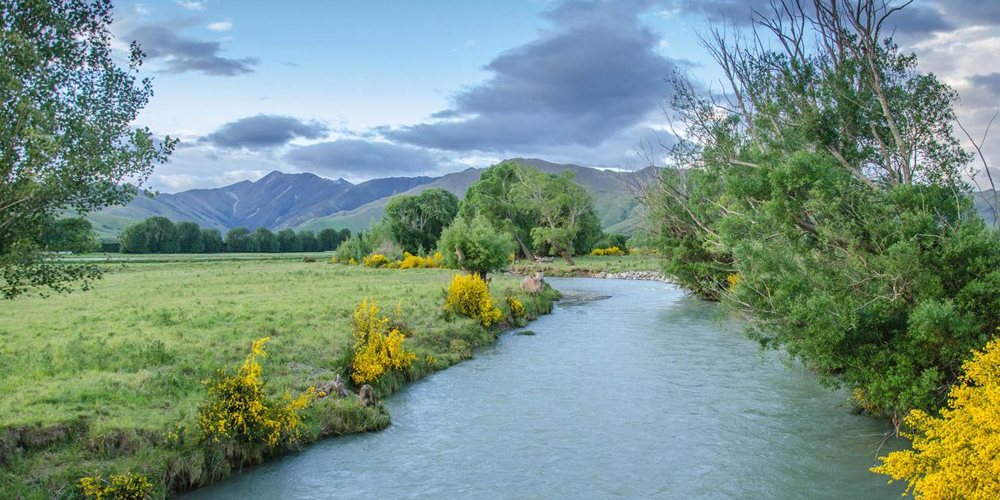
[186,278,903,500]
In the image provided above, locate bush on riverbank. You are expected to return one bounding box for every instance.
[445,274,504,327]
[641,1,1000,428]
[198,338,316,453]
[349,299,416,384]
[872,338,1000,498]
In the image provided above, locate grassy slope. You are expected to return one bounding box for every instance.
[0,259,557,498]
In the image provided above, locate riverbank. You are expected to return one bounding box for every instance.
[184,277,904,500]
[0,260,559,499]
[509,254,668,281]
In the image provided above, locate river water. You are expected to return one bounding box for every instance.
[186,278,904,499]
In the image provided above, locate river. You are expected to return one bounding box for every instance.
[186,278,904,499]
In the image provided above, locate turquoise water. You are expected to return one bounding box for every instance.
[186,278,903,499]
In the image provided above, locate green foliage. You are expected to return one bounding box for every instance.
[252,228,279,253]
[384,188,459,254]
[571,208,603,255]
[512,169,595,264]
[118,217,180,254]
[176,222,204,253]
[201,229,223,253]
[277,228,299,252]
[645,5,998,425]
[42,218,99,253]
[297,230,317,252]
[460,161,540,259]
[0,0,174,298]
[225,227,252,253]
[333,235,373,264]
[437,215,515,278]
[317,228,346,251]
[594,232,629,251]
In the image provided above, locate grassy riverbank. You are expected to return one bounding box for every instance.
[510,253,665,277]
[0,259,558,498]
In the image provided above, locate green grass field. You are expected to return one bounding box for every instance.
[56,251,333,263]
[0,258,558,498]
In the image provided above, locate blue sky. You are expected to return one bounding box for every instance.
[113,0,1000,192]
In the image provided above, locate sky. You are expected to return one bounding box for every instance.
[112,0,1000,193]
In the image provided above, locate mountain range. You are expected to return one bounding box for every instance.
[87,159,655,240]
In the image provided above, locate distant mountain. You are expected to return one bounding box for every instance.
[87,159,655,239]
[88,171,434,239]
[296,158,656,234]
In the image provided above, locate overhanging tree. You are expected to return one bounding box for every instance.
[1,0,175,298]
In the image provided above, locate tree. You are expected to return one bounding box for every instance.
[42,217,98,253]
[639,0,999,426]
[512,169,594,265]
[297,230,317,252]
[176,222,204,253]
[384,188,459,254]
[201,228,223,253]
[572,208,603,255]
[119,223,149,254]
[252,227,278,253]
[277,228,299,252]
[338,228,352,244]
[437,215,516,279]
[143,217,180,253]
[317,228,343,251]
[225,227,252,252]
[460,161,540,260]
[1,0,175,298]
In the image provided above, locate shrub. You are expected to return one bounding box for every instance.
[79,473,154,499]
[198,338,315,449]
[590,246,625,256]
[334,236,372,265]
[871,338,1000,499]
[444,274,504,327]
[349,299,416,384]
[398,252,442,269]
[437,215,515,278]
[362,253,390,268]
[507,296,525,318]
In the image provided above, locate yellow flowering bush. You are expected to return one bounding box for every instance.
[79,473,154,499]
[398,252,442,269]
[363,253,390,268]
[591,246,625,256]
[871,338,1000,499]
[198,338,316,449]
[348,257,358,265]
[507,296,525,318]
[445,274,504,327]
[350,298,416,384]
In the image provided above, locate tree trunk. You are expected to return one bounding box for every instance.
[513,232,536,261]
[557,245,575,266]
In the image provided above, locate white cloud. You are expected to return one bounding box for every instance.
[207,21,232,32]
[174,1,205,11]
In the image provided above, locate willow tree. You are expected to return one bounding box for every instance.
[1,0,175,298]
[641,0,1000,426]
[460,161,540,260]
[513,169,593,266]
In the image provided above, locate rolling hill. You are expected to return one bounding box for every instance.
[87,159,656,239]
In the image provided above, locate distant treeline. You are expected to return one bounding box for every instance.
[119,216,350,254]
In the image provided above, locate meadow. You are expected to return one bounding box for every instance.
[0,257,560,498]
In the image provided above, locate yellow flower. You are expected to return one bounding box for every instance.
[871,338,1000,499]
[444,274,505,327]
[349,298,416,384]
